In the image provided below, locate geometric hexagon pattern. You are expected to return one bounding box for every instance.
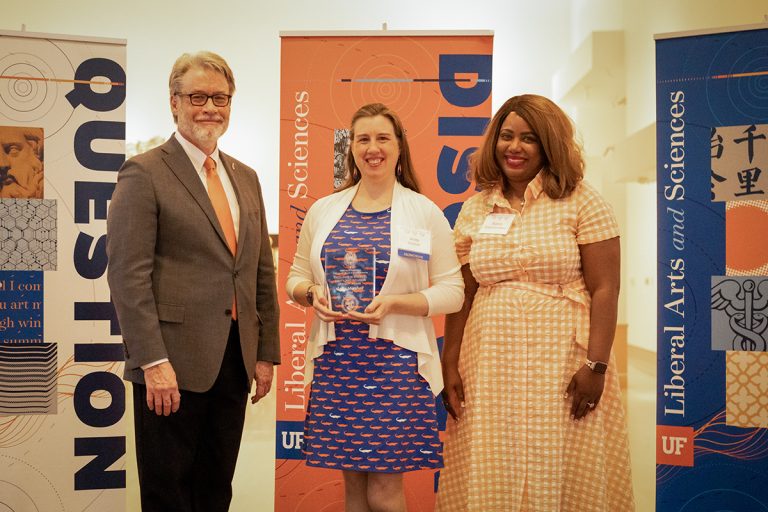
[0,199,56,271]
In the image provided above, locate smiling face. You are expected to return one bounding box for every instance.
[350,115,400,185]
[170,66,231,154]
[494,111,543,188]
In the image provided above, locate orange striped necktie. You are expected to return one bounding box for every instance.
[204,155,237,319]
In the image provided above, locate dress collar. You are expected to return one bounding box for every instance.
[483,171,545,211]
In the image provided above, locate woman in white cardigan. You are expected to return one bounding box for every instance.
[287,103,464,512]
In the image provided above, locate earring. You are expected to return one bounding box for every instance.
[396,162,402,177]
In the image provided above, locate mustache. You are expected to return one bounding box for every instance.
[194,115,224,122]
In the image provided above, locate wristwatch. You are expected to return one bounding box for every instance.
[585,358,608,374]
[305,285,315,306]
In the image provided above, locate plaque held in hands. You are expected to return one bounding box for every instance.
[324,247,376,313]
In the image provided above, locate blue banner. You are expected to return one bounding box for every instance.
[656,25,768,511]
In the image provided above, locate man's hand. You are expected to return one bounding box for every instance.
[250,361,274,404]
[143,361,181,416]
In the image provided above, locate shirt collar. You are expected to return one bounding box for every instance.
[174,131,220,173]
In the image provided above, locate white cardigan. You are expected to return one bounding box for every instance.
[286,182,464,395]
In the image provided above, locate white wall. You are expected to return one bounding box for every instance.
[2,0,573,232]
[624,0,767,135]
[556,0,766,348]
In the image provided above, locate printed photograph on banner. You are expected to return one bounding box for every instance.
[711,276,768,352]
[711,123,767,202]
[0,126,44,199]
[333,128,350,190]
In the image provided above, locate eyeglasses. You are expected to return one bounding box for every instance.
[176,93,232,107]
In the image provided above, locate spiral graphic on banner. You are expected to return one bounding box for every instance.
[0,53,58,123]
[330,38,441,139]
[706,39,768,123]
[0,40,76,135]
[349,56,421,110]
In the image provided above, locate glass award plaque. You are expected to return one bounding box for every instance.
[324,247,376,313]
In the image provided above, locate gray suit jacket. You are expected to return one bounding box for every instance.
[107,136,280,392]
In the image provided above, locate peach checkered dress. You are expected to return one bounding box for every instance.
[436,175,635,511]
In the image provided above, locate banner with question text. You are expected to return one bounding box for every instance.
[0,29,126,511]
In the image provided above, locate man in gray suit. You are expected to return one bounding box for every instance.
[107,51,279,512]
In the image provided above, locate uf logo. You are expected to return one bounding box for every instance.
[282,430,304,450]
[276,421,306,460]
[657,425,694,466]
[661,435,687,456]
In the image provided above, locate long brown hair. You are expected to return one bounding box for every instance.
[339,103,420,193]
[472,94,583,198]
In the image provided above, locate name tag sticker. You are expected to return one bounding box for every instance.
[479,213,515,235]
[397,226,431,260]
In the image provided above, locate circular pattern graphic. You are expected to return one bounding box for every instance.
[0,39,76,134]
[706,36,768,124]
[0,54,57,122]
[329,38,441,139]
[0,480,38,512]
[0,455,64,512]
[680,487,768,512]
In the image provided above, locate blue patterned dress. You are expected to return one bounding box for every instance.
[302,205,443,473]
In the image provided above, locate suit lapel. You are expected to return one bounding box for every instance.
[161,137,232,253]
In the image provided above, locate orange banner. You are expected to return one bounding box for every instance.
[276,32,493,511]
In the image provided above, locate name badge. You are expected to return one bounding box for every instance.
[479,213,515,235]
[397,226,431,260]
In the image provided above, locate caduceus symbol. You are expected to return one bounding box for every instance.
[711,279,768,351]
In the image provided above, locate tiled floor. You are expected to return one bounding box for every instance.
[127,347,657,511]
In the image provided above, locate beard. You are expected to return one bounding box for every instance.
[178,114,228,150]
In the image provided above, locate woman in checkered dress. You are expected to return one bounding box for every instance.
[436,95,635,511]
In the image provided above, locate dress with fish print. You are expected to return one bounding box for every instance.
[302,204,443,473]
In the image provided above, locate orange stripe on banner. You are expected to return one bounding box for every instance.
[0,74,125,86]
[711,70,768,80]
